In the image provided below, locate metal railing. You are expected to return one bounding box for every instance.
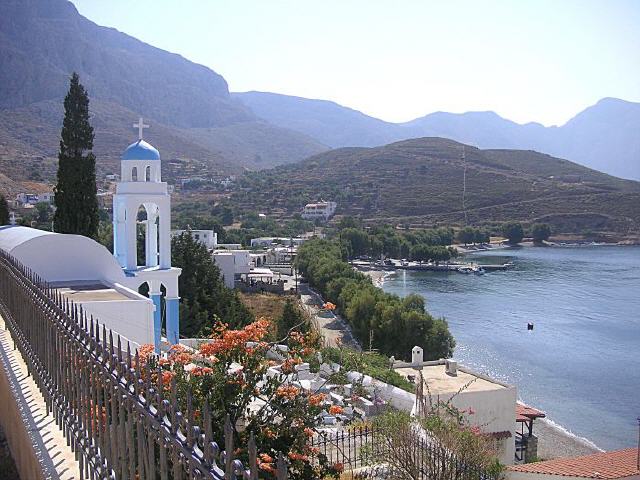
[311,426,500,480]
[0,250,287,480]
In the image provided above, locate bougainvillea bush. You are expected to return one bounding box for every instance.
[138,319,342,479]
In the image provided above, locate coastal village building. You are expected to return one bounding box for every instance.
[301,201,337,221]
[393,347,517,465]
[172,228,218,250]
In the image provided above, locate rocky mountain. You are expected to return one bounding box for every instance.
[233,137,640,237]
[235,93,640,180]
[0,0,326,190]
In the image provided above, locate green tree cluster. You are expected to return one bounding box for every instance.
[339,223,456,261]
[171,232,253,337]
[296,239,455,361]
[53,73,99,239]
[530,223,551,243]
[501,222,524,244]
[0,195,9,225]
[456,226,490,245]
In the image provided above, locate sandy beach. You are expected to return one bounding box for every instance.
[362,269,389,286]
[533,417,601,459]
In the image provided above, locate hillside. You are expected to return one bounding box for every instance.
[0,0,327,193]
[235,93,640,180]
[233,138,640,236]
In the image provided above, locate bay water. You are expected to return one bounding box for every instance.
[381,246,640,450]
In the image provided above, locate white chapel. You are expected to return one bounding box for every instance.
[0,118,180,352]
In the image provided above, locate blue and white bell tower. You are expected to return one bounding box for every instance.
[113,118,181,350]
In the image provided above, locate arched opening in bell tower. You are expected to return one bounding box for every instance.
[145,165,152,182]
[135,203,160,268]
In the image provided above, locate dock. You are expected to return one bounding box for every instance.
[352,260,513,273]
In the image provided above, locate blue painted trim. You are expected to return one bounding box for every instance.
[151,294,162,352]
[166,298,180,345]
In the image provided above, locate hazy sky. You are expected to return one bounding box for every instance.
[70,0,640,126]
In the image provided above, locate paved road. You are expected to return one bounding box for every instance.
[299,283,361,350]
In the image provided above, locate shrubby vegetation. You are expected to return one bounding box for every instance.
[296,239,455,361]
[319,347,415,392]
[501,221,524,244]
[337,220,457,261]
[173,200,314,247]
[139,320,342,479]
[456,226,491,245]
[530,222,551,243]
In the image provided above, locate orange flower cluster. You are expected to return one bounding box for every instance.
[190,366,213,377]
[308,393,326,406]
[161,370,175,386]
[280,357,302,374]
[168,344,194,365]
[137,344,155,366]
[258,453,275,474]
[288,451,309,462]
[304,427,315,438]
[275,385,300,400]
[199,319,271,357]
[328,405,344,415]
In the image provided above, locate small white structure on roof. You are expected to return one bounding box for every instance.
[0,225,155,347]
[112,118,181,349]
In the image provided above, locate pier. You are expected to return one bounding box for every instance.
[352,260,513,273]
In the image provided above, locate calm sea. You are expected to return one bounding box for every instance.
[381,246,640,450]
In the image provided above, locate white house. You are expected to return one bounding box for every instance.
[394,349,517,465]
[172,229,218,250]
[212,249,251,288]
[301,201,337,221]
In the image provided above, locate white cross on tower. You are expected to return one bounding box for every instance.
[133,117,149,140]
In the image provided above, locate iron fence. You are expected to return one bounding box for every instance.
[0,250,287,480]
[311,426,501,480]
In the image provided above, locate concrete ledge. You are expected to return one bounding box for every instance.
[0,314,78,480]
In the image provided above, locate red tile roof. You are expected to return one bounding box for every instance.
[516,404,546,422]
[507,448,640,479]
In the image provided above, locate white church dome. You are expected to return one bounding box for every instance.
[122,139,160,161]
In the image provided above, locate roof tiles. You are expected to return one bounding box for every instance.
[507,448,640,479]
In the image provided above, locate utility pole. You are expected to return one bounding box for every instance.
[461,145,468,226]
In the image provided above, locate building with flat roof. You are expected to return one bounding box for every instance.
[172,229,217,250]
[394,349,516,465]
[301,201,337,221]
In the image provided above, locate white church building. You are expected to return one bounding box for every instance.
[0,118,181,351]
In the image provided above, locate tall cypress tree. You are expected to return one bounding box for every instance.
[0,194,9,225]
[53,73,99,238]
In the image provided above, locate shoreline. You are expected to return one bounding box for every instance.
[517,402,602,460]
[364,265,608,459]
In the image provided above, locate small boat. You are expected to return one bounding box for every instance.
[473,266,485,275]
[458,266,474,274]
